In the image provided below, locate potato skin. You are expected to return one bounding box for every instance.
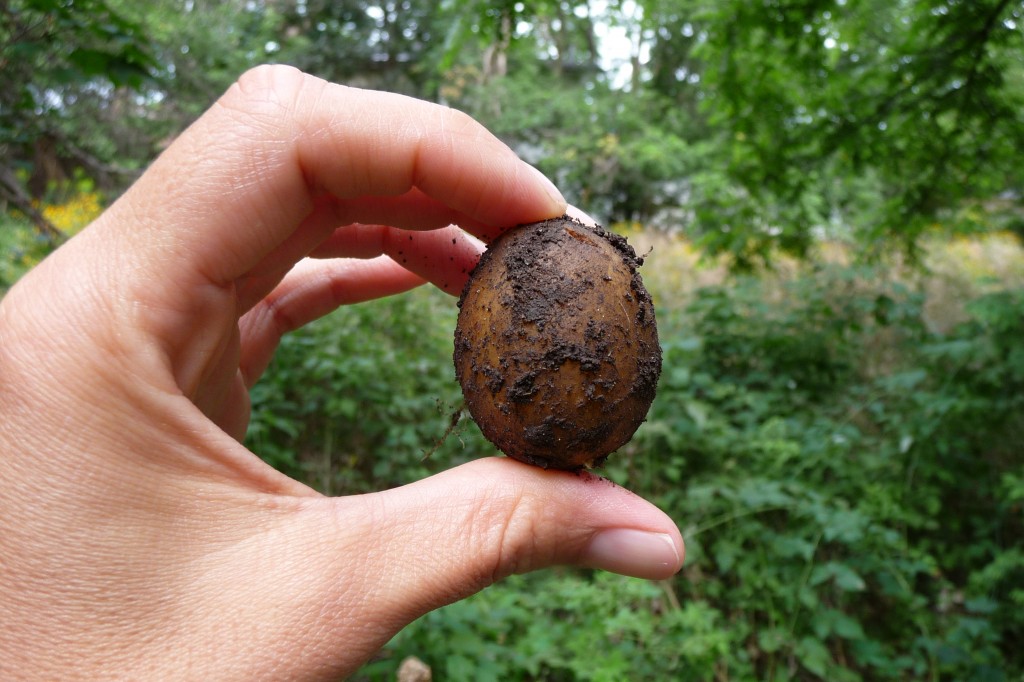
[454,215,661,470]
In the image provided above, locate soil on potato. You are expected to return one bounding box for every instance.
[454,215,662,470]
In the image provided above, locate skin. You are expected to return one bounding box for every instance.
[0,66,683,681]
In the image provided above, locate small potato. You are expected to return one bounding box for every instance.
[454,215,661,470]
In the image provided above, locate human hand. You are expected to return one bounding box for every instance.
[0,66,683,680]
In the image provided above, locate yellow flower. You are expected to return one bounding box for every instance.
[41,192,104,235]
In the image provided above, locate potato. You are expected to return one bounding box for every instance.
[454,215,661,470]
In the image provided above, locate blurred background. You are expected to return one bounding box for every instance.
[2,1,1023,679]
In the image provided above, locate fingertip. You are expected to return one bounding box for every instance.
[378,456,684,582]
[565,204,598,226]
[524,163,567,216]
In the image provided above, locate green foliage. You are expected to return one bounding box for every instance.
[1,0,160,240]
[686,0,1024,261]
[360,572,733,681]
[274,0,448,96]
[5,0,1023,258]
[1,0,158,134]
[239,245,1024,681]
[446,64,696,223]
[4,1,1024,678]
[247,286,489,493]
[623,261,1023,681]
[0,213,49,291]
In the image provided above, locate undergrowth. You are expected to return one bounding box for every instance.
[245,234,1024,681]
[4,205,1020,680]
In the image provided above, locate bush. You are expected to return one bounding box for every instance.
[618,262,1022,681]
[243,248,1024,680]
[246,286,485,492]
[0,215,52,292]
[361,572,735,681]
[8,218,1017,679]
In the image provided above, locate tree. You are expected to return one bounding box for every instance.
[0,0,158,243]
[5,0,1022,262]
[274,0,448,95]
[640,0,1024,263]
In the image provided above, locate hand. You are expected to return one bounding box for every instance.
[0,66,683,680]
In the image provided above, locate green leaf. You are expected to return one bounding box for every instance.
[833,564,867,592]
[758,628,786,653]
[810,562,867,592]
[964,597,999,615]
[813,608,867,641]
[68,47,113,76]
[796,636,831,677]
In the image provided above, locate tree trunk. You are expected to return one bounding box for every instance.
[482,8,512,81]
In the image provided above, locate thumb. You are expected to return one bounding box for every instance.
[357,457,685,591]
[282,457,683,675]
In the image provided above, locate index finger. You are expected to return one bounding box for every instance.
[101,65,565,288]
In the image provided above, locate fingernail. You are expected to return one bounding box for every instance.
[584,529,683,580]
[565,204,598,227]
[526,163,566,210]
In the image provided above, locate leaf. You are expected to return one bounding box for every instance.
[772,535,816,561]
[833,564,868,592]
[714,543,738,573]
[964,597,999,615]
[810,562,867,592]
[812,608,867,641]
[796,636,831,677]
[758,628,786,653]
[831,613,867,641]
[819,508,867,544]
[684,399,710,430]
[68,47,113,76]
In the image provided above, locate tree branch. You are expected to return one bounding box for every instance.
[0,163,66,246]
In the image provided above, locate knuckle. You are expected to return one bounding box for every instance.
[235,63,305,98]
[219,64,316,125]
[467,481,546,585]
[440,105,478,133]
[491,505,540,583]
[429,103,491,149]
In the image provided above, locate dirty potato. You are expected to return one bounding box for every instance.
[453,215,661,470]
